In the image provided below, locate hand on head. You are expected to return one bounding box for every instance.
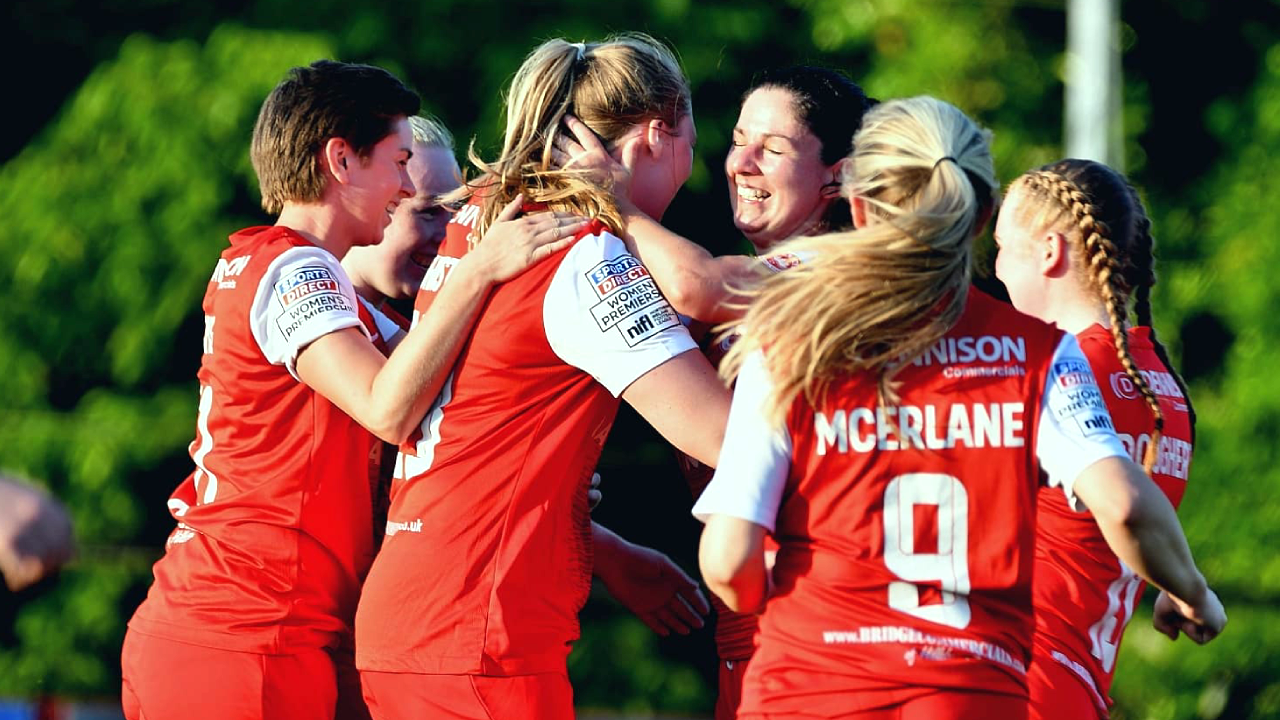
[551,115,635,204]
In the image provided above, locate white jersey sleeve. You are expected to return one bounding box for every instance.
[250,246,367,378]
[1037,333,1130,509]
[544,229,698,396]
[692,350,792,532]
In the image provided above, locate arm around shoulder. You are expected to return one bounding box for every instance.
[621,208,760,323]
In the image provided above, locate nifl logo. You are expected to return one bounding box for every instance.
[626,314,655,340]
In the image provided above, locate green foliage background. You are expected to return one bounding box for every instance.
[2,0,1277,717]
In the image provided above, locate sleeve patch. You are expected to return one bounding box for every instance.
[1048,359,1111,436]
[585,257,681,347]
[274,265,354,340]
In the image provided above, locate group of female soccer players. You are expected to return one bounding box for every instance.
[121,30,1225,720]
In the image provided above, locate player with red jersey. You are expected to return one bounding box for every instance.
[121,62,583,720]
[695,97,1225,720]
[994,159,1203,719]
[354,35,731,719]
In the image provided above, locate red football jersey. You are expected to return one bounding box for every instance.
[128,226,378,653]
[1030,325,1193,711]
[354,200,697,676]
[694,290,1133,715]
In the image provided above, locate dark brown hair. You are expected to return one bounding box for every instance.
[251,60,420,214]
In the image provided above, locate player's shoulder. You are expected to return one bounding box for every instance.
[952,288,1065,354]
[1072,324,1122,367]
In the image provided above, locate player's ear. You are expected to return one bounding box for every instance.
[322,137,353,185]
[1043,231,1070,276]
[820,158,846,199]
[643,118,668,159]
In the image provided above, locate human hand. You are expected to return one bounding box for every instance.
[598,542,710,636]
[0,477,74,592]
[587,472,603,512]
[469,194,587,283]
[552,116,634,201]
[1153,588,1226,644]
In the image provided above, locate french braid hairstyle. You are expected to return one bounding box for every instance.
[721,96,998,422]
[449,33,691,241]
[1010,159,1194,469]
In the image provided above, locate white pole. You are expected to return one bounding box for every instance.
[1066,0,1122,169]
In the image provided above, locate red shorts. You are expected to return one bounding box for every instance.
[121,630,337,720]
[739,688,1027,720]
[1027,652,1107,720]
[359,671,573,720]
[716,657,751,720]
[331,637,373,720]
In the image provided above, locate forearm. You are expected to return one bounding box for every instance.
[590,521,630,582]
[368,256,494,442]
[698,515,768,613]
[620,206,757,323]
[1088,461,1207,606]
[1098,498,1206,605]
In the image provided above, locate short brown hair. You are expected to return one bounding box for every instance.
[251,60,420,214]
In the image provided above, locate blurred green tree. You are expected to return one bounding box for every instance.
[0,25,336,694]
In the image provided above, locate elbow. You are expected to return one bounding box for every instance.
[662,260,739,322]
[661,274,709,319]
[364,412,415,446]
[698,537,763,613]
[384,418,417,446]
[701,567,752,613]
[1090,485,1145,537]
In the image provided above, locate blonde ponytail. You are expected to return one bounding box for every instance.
[722,97,998,423]
[451,34,691,241]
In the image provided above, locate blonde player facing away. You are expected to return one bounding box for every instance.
[355,35,731,719]
[994,159,1212,720]
[695,97,1224,720]
[121,61,582,720]
[347,109,711,629]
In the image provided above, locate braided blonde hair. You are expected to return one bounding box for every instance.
[721,96,998,422]
[450,34,691,240]
[1008,159,1192,472]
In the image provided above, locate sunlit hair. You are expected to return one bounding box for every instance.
[1008,159,1196,471]
[408,114,454,151]
[722,96,998,422]
[251,60,419,215]
[451,34,691,240]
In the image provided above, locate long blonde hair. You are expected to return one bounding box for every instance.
[722,96,998,422]
[1009,159,1195,472]
[456,34,691,240]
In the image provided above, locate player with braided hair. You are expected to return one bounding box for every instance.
[695,100,1224,720]
[994,158,1209,720]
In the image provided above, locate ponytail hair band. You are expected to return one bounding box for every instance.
[570,42,587,62]
[932,156,959,171]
